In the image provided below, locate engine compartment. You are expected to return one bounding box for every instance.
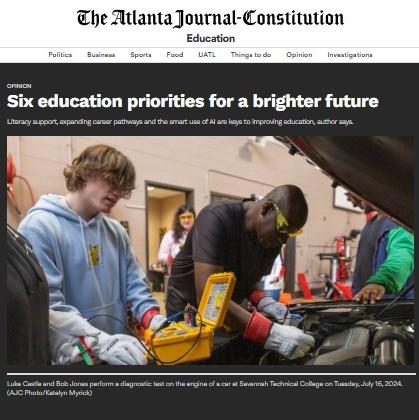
[202,299,414,366]
[259,300,414,366]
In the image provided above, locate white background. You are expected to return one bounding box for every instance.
[1,0,418,48]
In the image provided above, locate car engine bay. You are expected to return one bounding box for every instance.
[257,300,414,366]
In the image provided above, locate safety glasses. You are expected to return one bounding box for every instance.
[179,213,195,222]
[268,201,303,238]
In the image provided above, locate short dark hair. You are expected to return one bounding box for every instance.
[64,144,136,198]
[265,185,308,230]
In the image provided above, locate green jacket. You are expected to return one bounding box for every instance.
[367,227,414,294]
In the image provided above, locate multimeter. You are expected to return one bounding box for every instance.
[144,272,236,365]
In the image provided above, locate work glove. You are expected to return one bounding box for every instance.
[140,308,169,331]
[353,283,386,304]
[93,332,148,365]
[148,314,169,331]
[257,296,302,326]
[264,323,315,360]
[244,311,312,360]
[49,310,100,365]
[257,296,288,321]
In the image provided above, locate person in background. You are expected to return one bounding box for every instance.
[352,211,414,304]
[158,204,195,273]
[18,145,167,360]
[345,193,414,304]
[260,254,284,301]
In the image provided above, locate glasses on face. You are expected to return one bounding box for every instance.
[179,213,195,222]
[108,185,133,200]
[268,201,303,238]
[110,190,131,200]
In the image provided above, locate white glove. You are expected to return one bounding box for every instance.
[257,296,303,326]
[49,310,100,365]
[257,296,289,322]
[264,323,315,360]
[148,314,168,331]
[93,333,148,365]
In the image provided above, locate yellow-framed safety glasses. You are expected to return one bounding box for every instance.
[268,201,303,238]
[179,213,195,222]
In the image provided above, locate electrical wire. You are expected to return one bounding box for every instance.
[149,307,204,365]
[257,299,290,324]
[87,310,205,365]
[6,154,35,215]
[258,350,275,366]
[369,283,415,320]
[14,175,35,205]
[87,313,160,362]
[7,185,22,215]
[75,340,93,365]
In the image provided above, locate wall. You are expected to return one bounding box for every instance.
[160,194,186,232]
[147,197,162,268]
[7,136,366,292]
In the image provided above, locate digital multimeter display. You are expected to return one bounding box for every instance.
[203,283,228,322]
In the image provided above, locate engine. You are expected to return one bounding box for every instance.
[306,323,413,365]
[259,300,414,366]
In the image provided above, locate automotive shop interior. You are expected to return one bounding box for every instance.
[7,136,414,366]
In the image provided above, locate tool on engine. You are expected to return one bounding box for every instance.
[144,272,236,365]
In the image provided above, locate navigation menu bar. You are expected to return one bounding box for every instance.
[1,48,418,63]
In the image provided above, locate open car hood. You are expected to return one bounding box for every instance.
[275,136,414,231]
